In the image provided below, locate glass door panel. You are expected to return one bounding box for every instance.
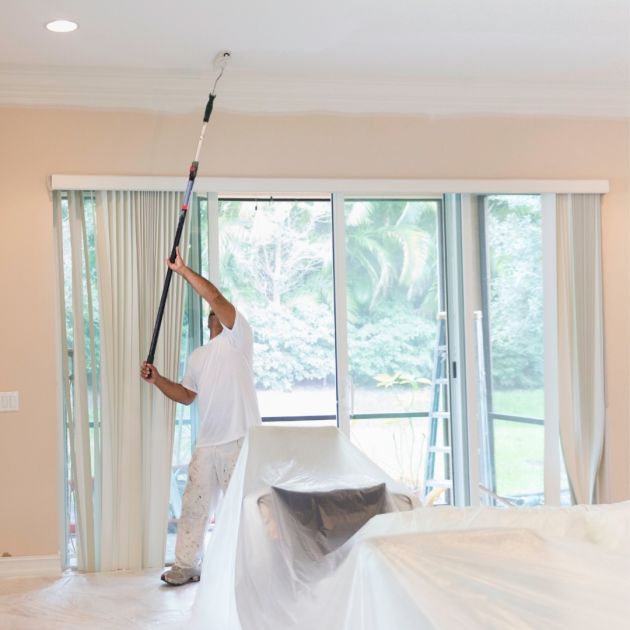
[479,194,546,505]
[344,199,450,499]
[218,198,336,424]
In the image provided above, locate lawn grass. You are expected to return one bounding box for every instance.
[493,420,544,497]
[491,388,544,497]
[492,388,544,419]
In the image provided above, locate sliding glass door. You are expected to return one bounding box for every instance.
[477,195,546,505]
[470,194,568,506]
[343,199,451,500]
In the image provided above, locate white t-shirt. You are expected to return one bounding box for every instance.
[182,310,261,447]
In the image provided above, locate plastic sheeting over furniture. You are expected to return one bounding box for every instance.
[190,426,418,629]
[191,427,630,629]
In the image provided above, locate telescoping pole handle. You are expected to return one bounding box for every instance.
[203,93,215,123]
[145,92,216,366]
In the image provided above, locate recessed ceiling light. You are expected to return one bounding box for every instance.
[46,20,78,33]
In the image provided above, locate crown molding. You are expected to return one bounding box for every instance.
[1,64,628,118]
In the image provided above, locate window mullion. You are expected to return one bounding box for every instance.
[542,193,561,505]
[207,192,220,285]
[331,193,350,436]
[443,193,474,506]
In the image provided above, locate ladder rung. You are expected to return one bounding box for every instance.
[428,446,451,453]
[429,411,449,419]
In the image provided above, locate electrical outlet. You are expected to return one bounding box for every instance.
[0,391,19,412]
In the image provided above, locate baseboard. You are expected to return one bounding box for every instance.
[0,554,61,578]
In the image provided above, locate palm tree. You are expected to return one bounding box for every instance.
[344,199,438,321]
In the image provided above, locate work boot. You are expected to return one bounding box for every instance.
[160,565,201,586]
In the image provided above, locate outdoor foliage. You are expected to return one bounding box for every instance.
[347,305,435,387]
[218,198,441,391]
[485,196,544,390]
[250,298,335,391]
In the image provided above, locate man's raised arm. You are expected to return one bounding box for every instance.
[167,247,236,329]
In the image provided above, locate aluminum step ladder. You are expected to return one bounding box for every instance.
[422,312,452,504]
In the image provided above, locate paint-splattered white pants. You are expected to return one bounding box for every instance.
[175,437,244,570]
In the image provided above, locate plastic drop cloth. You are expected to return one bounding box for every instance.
[190,426,630,630]
[190,425,418,629]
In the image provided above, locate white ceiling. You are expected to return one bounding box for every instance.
[1,0,628,116]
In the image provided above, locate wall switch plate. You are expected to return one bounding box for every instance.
[0,391,19,412]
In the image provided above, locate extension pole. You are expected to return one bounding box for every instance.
[146,54,229,366]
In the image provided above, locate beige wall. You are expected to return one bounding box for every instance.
[1,107,628,557]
